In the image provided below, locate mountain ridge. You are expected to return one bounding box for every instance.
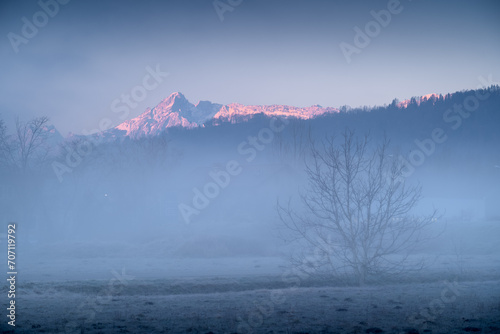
[91,87,498,139]
[109,92,341,138]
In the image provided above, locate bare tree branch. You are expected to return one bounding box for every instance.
[278,130,437,286]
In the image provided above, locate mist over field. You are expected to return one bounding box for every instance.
[1,87,500,333]
[1,0,500,333]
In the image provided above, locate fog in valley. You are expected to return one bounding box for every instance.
[1,87,499,333]
[1,0,500,332]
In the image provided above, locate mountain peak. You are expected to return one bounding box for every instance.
[151,92,192,117]
[168,91,186,99]
[161,92,187,106]
[111,92,340,138]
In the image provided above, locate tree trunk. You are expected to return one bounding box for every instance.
[357,264,367,286]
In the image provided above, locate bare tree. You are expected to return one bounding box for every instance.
[16,116,51,172]
[2,116,52,172]
[278,130,436,286]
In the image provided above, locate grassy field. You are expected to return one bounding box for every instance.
[1,268,500,333]
[2,219,500,333]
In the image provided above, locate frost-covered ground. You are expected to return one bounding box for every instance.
[2,219,500,333]
[3,272,500,334]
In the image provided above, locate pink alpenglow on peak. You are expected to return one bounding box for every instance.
[214,103,338,123]
[114,92,204,137]
[111,92,340,138]
[397,93,444,108]
[421,93,440,101]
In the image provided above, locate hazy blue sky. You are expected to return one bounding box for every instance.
[1,0,499,135]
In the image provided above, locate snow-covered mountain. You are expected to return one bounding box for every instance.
[114,92,221,137]
[110,92,340,138]
[100,91,460,139]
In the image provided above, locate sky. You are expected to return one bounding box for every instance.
[0,0,499,135]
